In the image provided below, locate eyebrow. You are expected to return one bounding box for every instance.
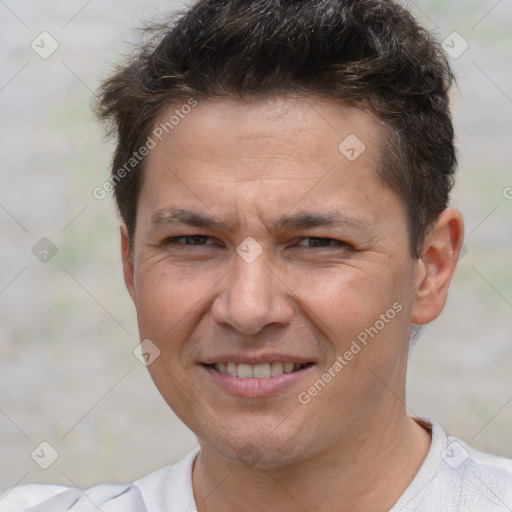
[150,207,369,233]
[151,208,230,230]
[270,211,367,231]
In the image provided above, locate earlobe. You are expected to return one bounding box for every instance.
[410,208,464,325]
[120,224,136,303]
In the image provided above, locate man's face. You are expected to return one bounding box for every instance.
[125,97,421,467]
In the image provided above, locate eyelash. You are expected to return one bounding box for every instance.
[165,235,214,246]
[163,235,349,250]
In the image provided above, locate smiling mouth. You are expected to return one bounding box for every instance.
[203,362,314,378]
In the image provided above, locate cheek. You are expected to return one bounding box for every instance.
[293,267,409,424]
[133,262,214,344]
[289,264,399,338]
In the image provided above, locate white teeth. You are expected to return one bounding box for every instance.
[213,362,308,378]
[270,362,284,376]
[237,363,253,378]
[226,362,238,377]
[283,362,294,373]
[253,363,271,379]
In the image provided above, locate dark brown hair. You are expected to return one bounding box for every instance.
[94,0,456,258]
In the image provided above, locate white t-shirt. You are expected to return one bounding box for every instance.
[2,419,512,511]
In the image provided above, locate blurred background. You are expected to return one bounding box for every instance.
[0,0,511,490]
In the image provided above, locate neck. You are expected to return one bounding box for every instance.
[192,412,431,512]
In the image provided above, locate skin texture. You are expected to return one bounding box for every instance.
[121,97,464,512]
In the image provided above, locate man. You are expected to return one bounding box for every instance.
[2,0,511,510]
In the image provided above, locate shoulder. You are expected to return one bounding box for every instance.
[0,448,200,512]
[422,425,512,510]
[461,438,512,475]
[0,485,68,511]
[454,436,512,492]
[0,483,146,511]
[395,419,512,512]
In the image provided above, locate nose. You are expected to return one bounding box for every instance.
[211,250,295,335]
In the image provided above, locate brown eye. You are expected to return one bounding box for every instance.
[164,235,213,246]
[296,237,349,249]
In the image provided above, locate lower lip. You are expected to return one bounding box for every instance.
[201,364,314,398]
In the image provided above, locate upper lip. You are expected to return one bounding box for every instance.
[201,353,316,365]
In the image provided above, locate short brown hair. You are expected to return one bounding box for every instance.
[94,0,456,258]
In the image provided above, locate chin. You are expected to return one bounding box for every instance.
[199,419,314,470]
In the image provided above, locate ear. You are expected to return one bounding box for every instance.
[120,224,136,303]
[410,208,464,325]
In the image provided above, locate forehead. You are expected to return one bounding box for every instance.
[150,96,383,172]
[138,96,399,232]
